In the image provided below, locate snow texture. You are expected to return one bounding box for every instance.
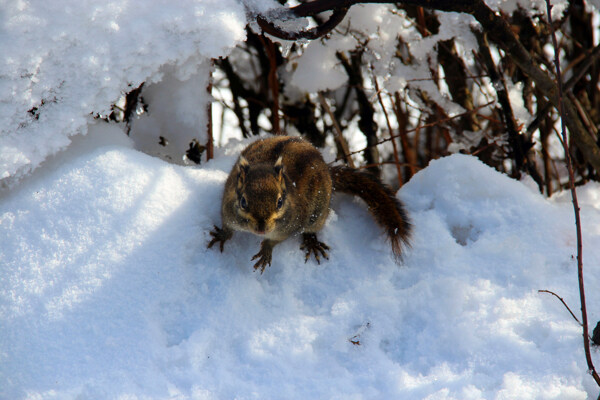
[0,0,248,183]
[128,63,212,163]
[1,0,599,398]
[485,0,568,16]
[1,129,599,399]
[290,38,352,92]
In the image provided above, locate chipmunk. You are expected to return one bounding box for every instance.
[208,135,411,273]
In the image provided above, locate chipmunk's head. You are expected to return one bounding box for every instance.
[234,156,289,237]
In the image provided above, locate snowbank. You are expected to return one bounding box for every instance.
[0,0,248,183]
[1,130,599,399]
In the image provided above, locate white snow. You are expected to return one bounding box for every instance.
[485,0,568,17]
[128,63,212,163]
[290,38,351,92]
[2,0,599,398]
[1,128,599,399]
[0,0,249,183]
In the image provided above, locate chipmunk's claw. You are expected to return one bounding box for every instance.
[252,241,273,274]
[300,233,330,264]
[208,225,232,252]
[252,250,272,274]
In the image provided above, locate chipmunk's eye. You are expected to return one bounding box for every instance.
[276,196,284,210]
[240,196,248,210]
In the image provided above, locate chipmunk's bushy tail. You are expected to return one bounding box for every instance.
[330,166,411,260]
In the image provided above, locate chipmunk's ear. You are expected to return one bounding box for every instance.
[274,156,284,183]
[237,156,250,187]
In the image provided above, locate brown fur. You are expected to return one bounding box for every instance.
[208,135,411,271]
[330,166,411,260]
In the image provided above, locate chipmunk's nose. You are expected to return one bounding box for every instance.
[256,220,266,234]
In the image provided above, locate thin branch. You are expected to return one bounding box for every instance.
[391,92,419,179]
[371,69,403,186]
[206,61,214,161]
[569,93,599,137]
[404,73,490,83]
[215,58,252,137]
[526,41,600,136]
[276,0,474,17]
[330,100,494,163]
[357,161,421,171]
[258,35,281,134]
[257,7,348,40]
[538,290,582,325]
[540,118,554,195]
[318,92,355,168]
[546,0,600,388]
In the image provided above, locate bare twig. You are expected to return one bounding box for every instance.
[540,120,554,195]
[215,58,251,137]
[318,92,355,168]
[546,0,600,388]
[357,161,421,171]
[206,61,214,161]
[257,7,348,41]
[331,100,494,163]
[371,70,403,186]
[526,41,600,137]
[415,6,429,37]
[259,35,281,134]
[391,92,419,179]
[538,290,582,325]
[569,93,599,137]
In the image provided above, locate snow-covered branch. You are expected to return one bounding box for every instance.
[254,0,600,176]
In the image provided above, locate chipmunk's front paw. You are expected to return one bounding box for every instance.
[300,233,330,264]
[208,225,232,252]
[251,244,273,274]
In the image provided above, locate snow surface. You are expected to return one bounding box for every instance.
[0,0,250,183]
[1,128,599,399]
[1,0,599,398]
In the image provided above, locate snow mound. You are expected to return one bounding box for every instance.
[0,0,248,183]
[1,136,599,399]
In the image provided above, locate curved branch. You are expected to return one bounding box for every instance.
[290,0,474,15]
[257,0,474,41]
[257,7,348,40]
[538,290,582,325]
